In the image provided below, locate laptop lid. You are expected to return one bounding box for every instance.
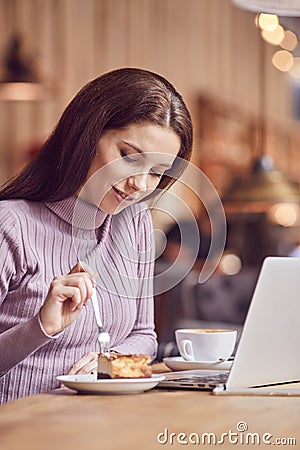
[225,256,300,390]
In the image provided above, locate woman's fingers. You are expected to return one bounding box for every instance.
[67,352,99,375]
[69,261,86,275]
[76,261,98,279]
[40,270,95,335]
[56,285,82,311]
[69,261,98,281]
[51,273,94,305]
[68,262,96,301]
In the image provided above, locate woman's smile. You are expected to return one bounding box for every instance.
[111,185,136,203]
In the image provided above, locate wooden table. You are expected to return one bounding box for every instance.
[0,364,299,449]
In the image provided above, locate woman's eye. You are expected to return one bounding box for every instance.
[150,170,163,178]
[120,150,137,163]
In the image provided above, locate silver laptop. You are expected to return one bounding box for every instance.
[158,257,300,396]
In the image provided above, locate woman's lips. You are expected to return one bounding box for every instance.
[112,186,135,203]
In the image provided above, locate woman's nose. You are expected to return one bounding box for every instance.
[129,173,149,191]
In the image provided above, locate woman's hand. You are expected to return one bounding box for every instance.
[67,351,99,375]
[39,262,94,336]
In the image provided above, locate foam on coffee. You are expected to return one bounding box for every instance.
[181,329,234,333]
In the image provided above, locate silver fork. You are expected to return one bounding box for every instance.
[91,287,110,354]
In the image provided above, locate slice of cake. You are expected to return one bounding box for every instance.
[97,351,152,379]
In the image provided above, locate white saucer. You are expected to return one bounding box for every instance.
[163,356,233,371]
[57,374,165,395]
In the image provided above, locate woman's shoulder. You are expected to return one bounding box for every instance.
[0,199,43,226]
[0,199,23,220]
[0,198,33,214]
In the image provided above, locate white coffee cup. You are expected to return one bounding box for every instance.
[175,328,237,362]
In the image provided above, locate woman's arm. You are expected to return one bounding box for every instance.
[0,212,49,377]
[0,315,57,378]
[0,266,94,378]
[0,208,94,377]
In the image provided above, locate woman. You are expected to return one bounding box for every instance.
[0,67,193,402]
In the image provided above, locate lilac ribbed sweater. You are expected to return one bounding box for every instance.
[0,197,157,403]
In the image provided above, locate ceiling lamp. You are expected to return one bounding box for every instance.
[0,34,47,101]
[232,0,300,16]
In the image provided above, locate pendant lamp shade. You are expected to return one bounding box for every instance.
[0,34,47,101]
[223,155,300,207]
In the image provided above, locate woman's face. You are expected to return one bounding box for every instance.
[81,123,181,214]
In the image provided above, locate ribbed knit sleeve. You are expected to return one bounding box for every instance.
[112,207,158,359]
[0,315,54,378]
[0,205,55,378]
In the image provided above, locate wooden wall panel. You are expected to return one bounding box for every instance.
[0,0,296,183]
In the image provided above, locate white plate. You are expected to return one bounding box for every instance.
[57,374,165,395]
[163,356,233,371]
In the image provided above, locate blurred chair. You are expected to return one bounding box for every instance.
[154,266,259,361]
[181,267,259,325]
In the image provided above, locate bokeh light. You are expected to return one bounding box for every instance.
[219,253,242,275]
[255,13,279,31]
[280,30,298,51]
[267,203,299,227]
[261,25,284,45]
[272,50,294,72]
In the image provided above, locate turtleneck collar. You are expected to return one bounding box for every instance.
[45,196,108,230]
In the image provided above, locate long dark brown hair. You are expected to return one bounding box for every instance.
[0,67,193,202]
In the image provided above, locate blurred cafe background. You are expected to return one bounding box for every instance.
[1,0,300,359]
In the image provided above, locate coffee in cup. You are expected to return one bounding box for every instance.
[175,328,237,362]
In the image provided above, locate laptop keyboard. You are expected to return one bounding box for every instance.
[174,373,228,384]
[160,372,229,389]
